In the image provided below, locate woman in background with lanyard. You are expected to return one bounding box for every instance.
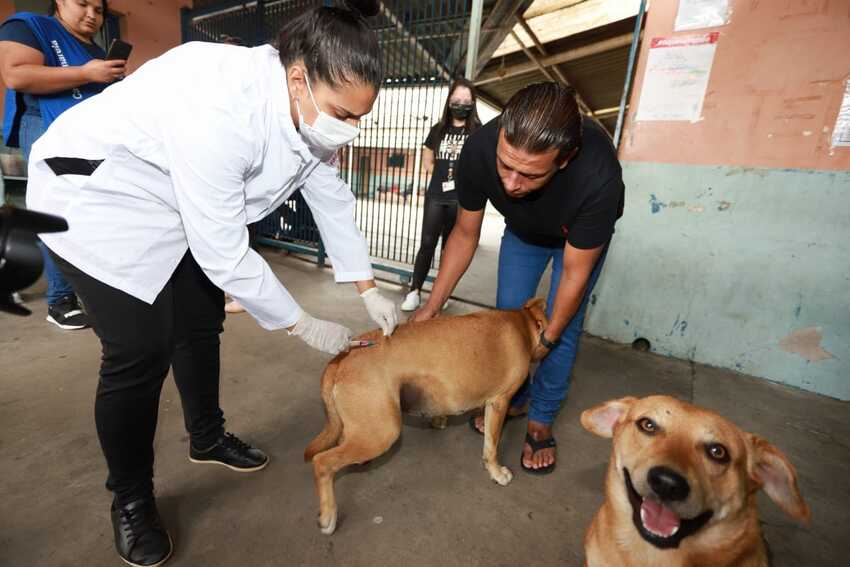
[0,0,125,330]
[401,78,481,312]
[26,1,396,565]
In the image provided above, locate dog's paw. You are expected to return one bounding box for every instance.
[489,465,513,486]
[318,512,337,535]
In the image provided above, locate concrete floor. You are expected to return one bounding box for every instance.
[416,204,558,309]
[1,251,848,567]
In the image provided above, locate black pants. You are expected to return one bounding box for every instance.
[51,251,226,505]
[411,196,457,291]
[248,221,259,249]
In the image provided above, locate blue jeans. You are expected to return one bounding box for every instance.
[20,113,75,306]
[496,228,608,425]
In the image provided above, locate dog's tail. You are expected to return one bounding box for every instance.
[304,360,344,462]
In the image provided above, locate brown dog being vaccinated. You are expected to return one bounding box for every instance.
[304,298,549,534]
[581,395,810,567]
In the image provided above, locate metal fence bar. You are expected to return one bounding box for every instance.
[182,0,468,284]
[614,0,647,150]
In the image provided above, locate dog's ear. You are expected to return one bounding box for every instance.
[580,397,638,438]
[746,434,810,523]
[522,297,548,332]
[523,298,550,361]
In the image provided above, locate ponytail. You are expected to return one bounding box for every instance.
[278,0,382,90]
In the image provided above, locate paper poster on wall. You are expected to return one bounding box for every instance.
[831,78,850,148]
[636,33,719,123]
[675,0,731,31]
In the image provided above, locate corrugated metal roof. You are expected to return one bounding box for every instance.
[186,0,642,132]
[187,0,503,81]
[492,0,639,58]
[475,15,640,131]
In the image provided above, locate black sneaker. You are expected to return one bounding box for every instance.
[189,432,269,472]
[111,497,172,567]
[46,295,90,330]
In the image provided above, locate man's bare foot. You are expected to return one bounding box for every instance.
[471,405,527,434]
[521,420,555,471]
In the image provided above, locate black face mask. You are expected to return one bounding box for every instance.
[449,103,473,120]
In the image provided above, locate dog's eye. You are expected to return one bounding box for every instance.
[636,417,658,435]
[706,443,730,463]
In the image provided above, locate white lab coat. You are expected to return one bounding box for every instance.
[26,43,373,330]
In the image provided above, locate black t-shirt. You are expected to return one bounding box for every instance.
[456,117,624,249]
[424,123,469,200]
[0,19,106,116]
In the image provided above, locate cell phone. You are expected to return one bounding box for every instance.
[106,39,133,61]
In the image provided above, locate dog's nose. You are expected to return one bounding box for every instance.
[648,466,690,502]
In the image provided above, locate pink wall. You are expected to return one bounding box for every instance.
[0,1,191,119]
[619,0,850,171]
[0,0,13,21]
[0,0,15,109]
[108,0,192,73]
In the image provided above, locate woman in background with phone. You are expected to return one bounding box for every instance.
[0,0,125,330]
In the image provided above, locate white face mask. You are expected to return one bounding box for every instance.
[295,73,360,161]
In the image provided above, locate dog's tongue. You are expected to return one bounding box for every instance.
[640,498,681,537]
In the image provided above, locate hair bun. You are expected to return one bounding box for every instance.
[342,0,380,18]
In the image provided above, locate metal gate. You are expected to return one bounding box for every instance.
[181,0,472,282]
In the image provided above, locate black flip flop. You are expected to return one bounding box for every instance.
[467,411,527,436]
[520,432,557,476]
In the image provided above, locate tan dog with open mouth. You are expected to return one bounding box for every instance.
[304,298,549,534]
[581,395,810,567]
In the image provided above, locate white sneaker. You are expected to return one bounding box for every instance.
[401,290,420,312]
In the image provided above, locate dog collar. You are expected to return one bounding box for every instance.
[539,330,560,349]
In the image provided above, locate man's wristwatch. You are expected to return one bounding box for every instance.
[539,329,561,349]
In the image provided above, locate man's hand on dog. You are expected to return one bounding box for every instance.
[409,305,438,323]
[409,297,445,323]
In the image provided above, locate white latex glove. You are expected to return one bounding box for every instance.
[288,312,353,355]
[360,287,398,336]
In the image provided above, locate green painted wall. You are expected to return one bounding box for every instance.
[585,162,850,400]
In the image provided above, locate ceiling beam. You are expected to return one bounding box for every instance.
[523,0,587,19]
[475,88,505,111]
[509,30,557,83]
[472,0,534,79]
[514,15,595,117]
[474,32,635,86]
[515,16,569,85]
[377,1,452,81]
[590,106,622,118]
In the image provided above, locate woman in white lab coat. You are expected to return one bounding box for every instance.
[26,1,394,565]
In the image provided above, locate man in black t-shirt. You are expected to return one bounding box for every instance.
[412,83,624,475]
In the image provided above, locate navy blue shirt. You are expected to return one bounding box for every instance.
[0,18,105,116]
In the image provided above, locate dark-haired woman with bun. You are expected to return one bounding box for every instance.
[402,78,481,312]
[25,1,393,564]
